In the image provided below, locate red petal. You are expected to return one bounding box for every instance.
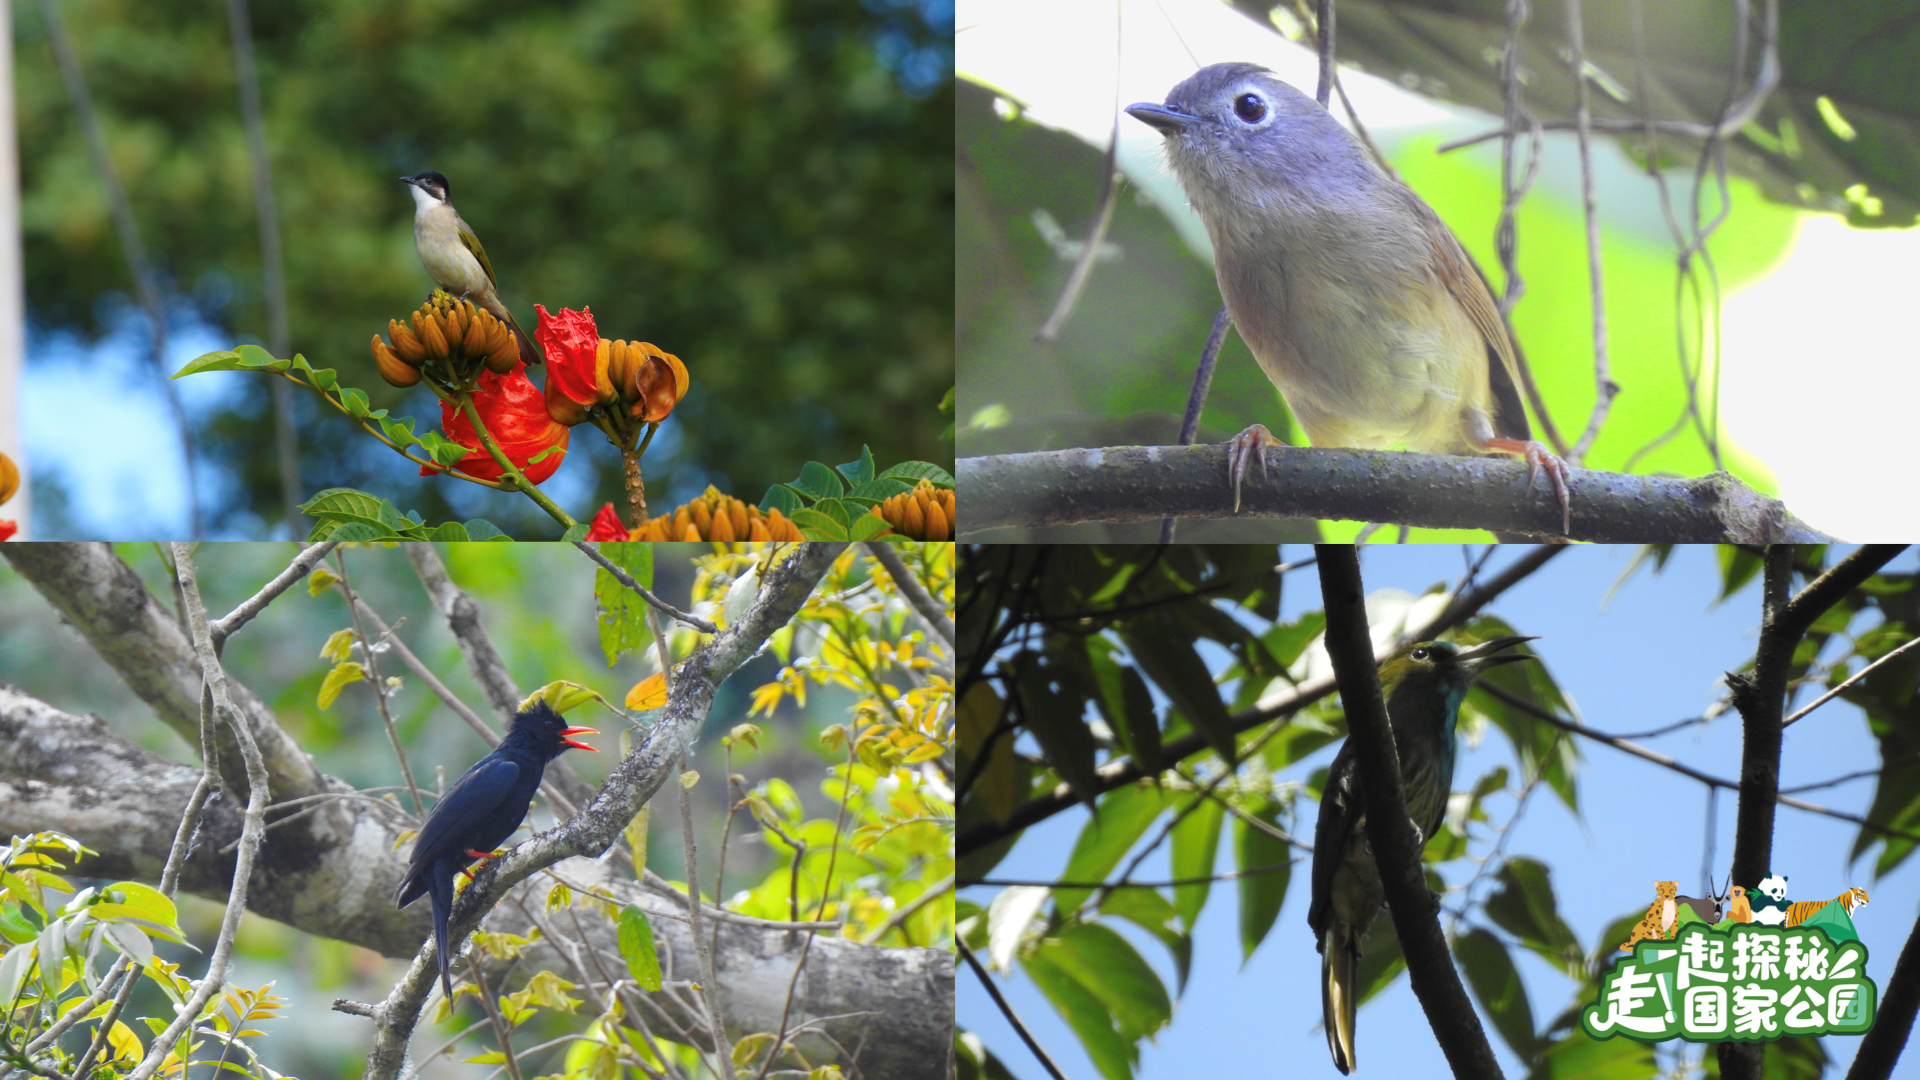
[421,362,570,484]
[535,304,602,406]
[583,503,626,541]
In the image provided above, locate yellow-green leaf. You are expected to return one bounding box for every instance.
[317,662,365,709]
[624,807,649,877]
[102,1019,144,1065]
[520,680,607,715]
[616,905,662,991]
[464,1051,508,1065]
[625,672,667,710]
[307,568,340,597]
[732,1032,773,1066]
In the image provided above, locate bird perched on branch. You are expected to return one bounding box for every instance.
[401,171,539,368]
[1308,636,1539,1074]
[395,702,598,998]
[1127,64,1571,534]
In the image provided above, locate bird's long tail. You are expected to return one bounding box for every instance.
[1322,921,1359,1075]
[429,861,456,1001]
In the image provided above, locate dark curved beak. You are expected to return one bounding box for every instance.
[1126,102,1200,134]
[1456,635,1540,671]
[399,174,424,188]
[559,725,600,752]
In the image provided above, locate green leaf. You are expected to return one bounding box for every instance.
[1014,654,1099,809]
[417,431,474,469]
[1485,857,1584,978]
[307,367,339,391]
[339,387,372,418]
[1021,948,1137,1080]
[299,488,391,527]
[957,683,1017,824]
[1169,794,1223,931]
[428,522,471,541]
[1453,928,1537,1061]
[1120,617,1237,764]
[594,543,656,666]
[846,477,912,502]
[795,460,847,500]
[811,497,852,529]
[1531,1030,1653,1079]
[1098,888,1191,995]
[171,351,243,378]
[1353,915,1405,1006]
[1715,545,1766,605]
[877,459,956,487]
[1036,922,1170,1042]
[1234,801,1292,962]
[846,512,893,541]
[790,508,850,541]
[616,904,662,991]
[235,344,280,368]
[836,444,876,487]
[561,523,590,542]
[1053,783,1167,916]
[528,443,565,466]
[327,521,402,542]
[464,519,505,541]
[760,484,805,516]
[378,415,421,449]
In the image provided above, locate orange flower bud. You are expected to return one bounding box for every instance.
[629,356,679,422]
[595,339,616,404]
[444,302,468,347]
[390,319,426,364]
[765,508,802,541]
[729,498,748,540]
[747,517,770,541]
[923,497,949,541]
[680,521,700,541]
[372,335,422,387]
[710,505,736,542]
[0,450,18,507]
[416,310,450,361]
[462,310,490,359]
[689,496,712,536]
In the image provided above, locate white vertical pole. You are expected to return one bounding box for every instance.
[0,0,30,538]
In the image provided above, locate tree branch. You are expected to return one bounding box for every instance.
[571,541,718,633]
[864,541,954,650]
[1845,897,1920,1080]
[959,445,1830,542]
[1314,544,1503,1080]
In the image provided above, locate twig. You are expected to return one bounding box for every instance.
[223,0,301,529]
[571,541,719,632]
[1313,0,1335,107]
[860,874,954,945]
[1562,0,1616,467]
[1782,634,1920,728]
[122,546,276,1080]
[209,541,338,646]
[36,0,200,537]
[1159,305,1232,545]
[957,940,1072,1080]
[962,863,1295,891]
[468,953,526,1080]
[404,543,526,721]
[333,549,425,816]
[678,753,733,1075]
[1033,123,1119,344]
[863,542,953,649]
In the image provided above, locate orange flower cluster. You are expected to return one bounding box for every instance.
[624,486,803,541]
[371,292,521,386]
[868,480,953,541]
[0,450,17,541]
[537,306,689,428]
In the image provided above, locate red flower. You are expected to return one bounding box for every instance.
[422,362,570,484]
[583,503,627,541]
[536,305,601,407]
[0,521,16,542]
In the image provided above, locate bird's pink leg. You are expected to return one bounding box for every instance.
[1225,424,1289,514]
[1482,438,1571,535]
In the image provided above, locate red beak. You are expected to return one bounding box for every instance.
[559,726,600,752]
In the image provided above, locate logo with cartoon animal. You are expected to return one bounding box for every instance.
[1590,872,1876,1043]
[1589,872,1877,1043]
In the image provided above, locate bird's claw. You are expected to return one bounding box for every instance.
[1226,424,1287,514]
[1485,438,1571,536]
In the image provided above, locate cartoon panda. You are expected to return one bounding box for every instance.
[1749,873,1790,926]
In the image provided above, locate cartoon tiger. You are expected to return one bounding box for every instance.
[1620,881,1679,952]
[1786,887,1869,928]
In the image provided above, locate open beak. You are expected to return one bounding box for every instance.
[559,726,600,752]
[1125,102,1201,134]
[1455,635,1540,671]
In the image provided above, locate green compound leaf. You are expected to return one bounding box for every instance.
[877,460,955,487]
[759,484,806,516]
[790,508,849,541]
[837,444,876,487]
[428,521,470,542]
[171,351,243,379]
[795,461,847,500]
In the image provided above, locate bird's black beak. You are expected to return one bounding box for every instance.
[1455,635,1540,670]
[559,726,600,752]
[1126,102,1200,134]
[399,174,421,187]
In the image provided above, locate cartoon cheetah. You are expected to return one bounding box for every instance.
[1620,881,1679,951]
[1750,873,1789,927]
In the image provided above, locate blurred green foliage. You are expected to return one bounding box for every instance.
[15,0,953,536]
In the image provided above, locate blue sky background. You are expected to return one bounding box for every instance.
[959,545,1920,1079]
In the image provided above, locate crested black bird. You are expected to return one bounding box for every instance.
[395,702,598,998]
[1308,636,1539,1074]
